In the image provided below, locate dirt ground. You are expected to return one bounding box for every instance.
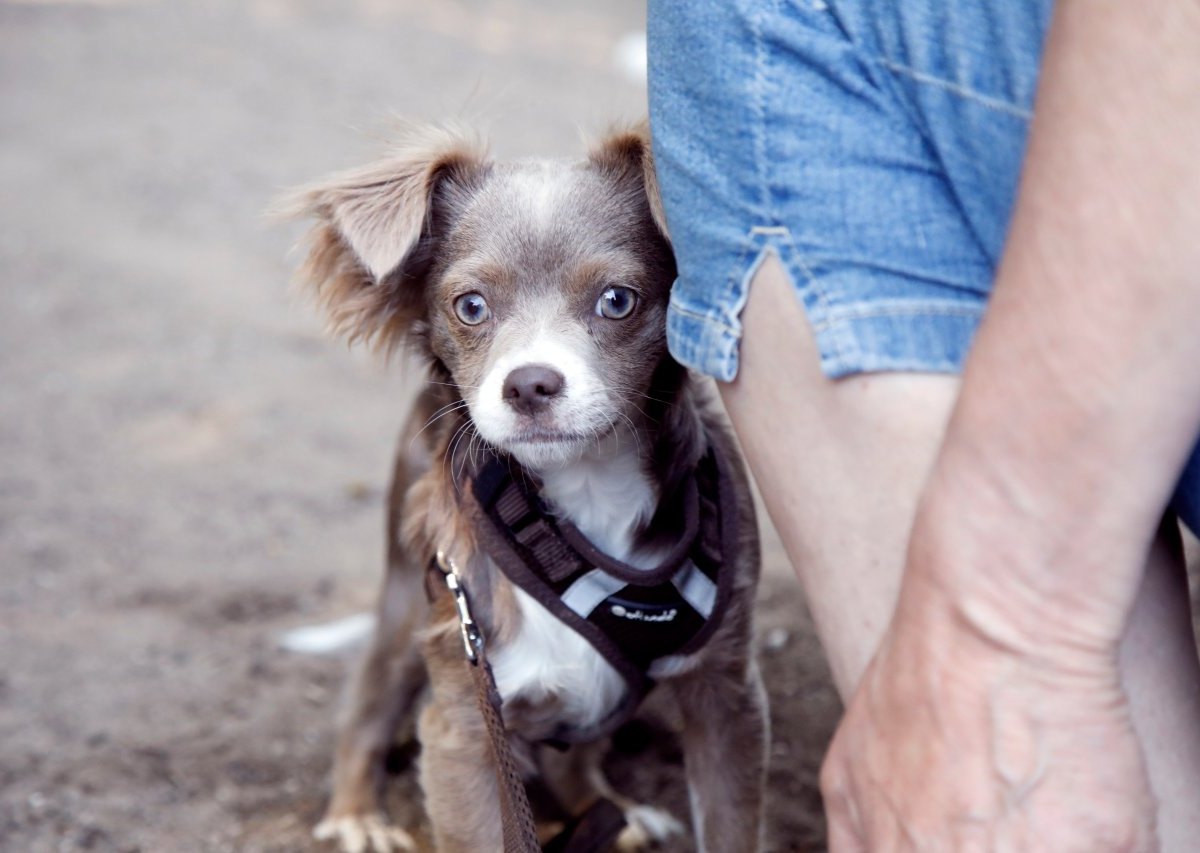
[1,2,1196,852]
[0,1,837,850]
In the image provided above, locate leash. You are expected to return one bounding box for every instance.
[433,549,542,853]
[431,550,629,853]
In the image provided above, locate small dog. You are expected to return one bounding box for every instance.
[283,123,768,853]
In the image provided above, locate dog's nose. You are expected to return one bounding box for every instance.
[502,364,565,414]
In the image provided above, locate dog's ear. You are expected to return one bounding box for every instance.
[276,126,489,351]
[588,121,670,243]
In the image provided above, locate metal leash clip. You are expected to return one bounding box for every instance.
[435,549,483,665]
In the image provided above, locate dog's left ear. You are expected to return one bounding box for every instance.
[588,121,671,243]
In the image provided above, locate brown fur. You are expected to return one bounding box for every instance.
[276,125,490,354]
[285,124,768,853]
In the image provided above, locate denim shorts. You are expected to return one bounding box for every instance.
[647,0,1200,535]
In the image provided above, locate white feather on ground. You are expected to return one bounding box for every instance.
[279,613,375,656]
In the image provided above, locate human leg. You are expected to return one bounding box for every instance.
[719,253,957,695]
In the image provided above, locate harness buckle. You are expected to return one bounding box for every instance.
[435,549,483,665]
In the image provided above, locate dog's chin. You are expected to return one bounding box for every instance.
[465,396,620,473]
[501,431,595,472]
[474,418,617,473]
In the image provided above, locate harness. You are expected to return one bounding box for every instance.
[467,441,739,741]
[426,442,741,850]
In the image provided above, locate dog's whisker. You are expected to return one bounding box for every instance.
[426,379,483,390]
[419,397,469,423]
[634,390,675,407]
[454,423,474,475]
[601,387,658,428]
[443,420,474,491]
[448,421,486,495]
[595,412,615,455]
[584,381,664,427]
[409,400,471,448]
[616,411,645,458]
[619,396,659,427]
[423,400,470,425]
[467,429,483,472]
[604,411,623,455]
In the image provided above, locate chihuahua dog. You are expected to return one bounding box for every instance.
[283,124,768,853]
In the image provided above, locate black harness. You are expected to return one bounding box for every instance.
[466,442,739,742]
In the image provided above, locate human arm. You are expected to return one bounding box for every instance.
[821,0,1200,848]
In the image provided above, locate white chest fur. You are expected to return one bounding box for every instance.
[488,438,659,729]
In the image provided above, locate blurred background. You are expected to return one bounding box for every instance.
[0,1,841,850]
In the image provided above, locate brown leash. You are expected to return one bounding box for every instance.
[432,550,629,853]
[434,550,542,853]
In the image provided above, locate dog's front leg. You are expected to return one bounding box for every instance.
[315,565,429,852]
[417,690,509,853]
[674,657,770,853]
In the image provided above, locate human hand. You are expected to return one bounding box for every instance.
[820,570,1158,853]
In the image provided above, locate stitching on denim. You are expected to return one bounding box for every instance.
[767,228,830,306]
[810,302,984,333]
[751,226,846,362]
[669,298,738,332]
[725,243,781,379]
[744,3,841,362]
[787,240,846,362]
[723,232,759,323]
[750,3,772,217]
[838,356,964,375]
[668,297,740,380]
[873,58,1031,119]
[815,0,858,50]
[734,242,777,321]
[832,302,985,318]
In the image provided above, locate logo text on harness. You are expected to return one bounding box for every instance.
[609,604,678,623]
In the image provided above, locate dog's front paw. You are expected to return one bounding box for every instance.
[615,805,685,851]
[313,812,416,853]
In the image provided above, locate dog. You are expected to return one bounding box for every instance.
[282,123,768,853]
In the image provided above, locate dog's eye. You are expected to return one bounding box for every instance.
[453,292,491,326]
[596,286,637,320]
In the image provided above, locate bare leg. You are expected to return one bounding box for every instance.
[722,254,1200,846]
